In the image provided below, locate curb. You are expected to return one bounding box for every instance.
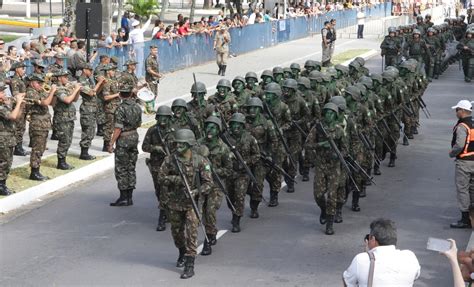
[0,19,42,28]
[0,45,379,215]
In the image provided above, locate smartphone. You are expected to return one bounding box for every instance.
[426,237,451,252]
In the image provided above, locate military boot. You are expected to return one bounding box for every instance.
[0,180,13,196]
[14,143,30,156]
[250,200,260,218]
[221,65,227,76]
[176,247,186,267]
[29,167,49,181]
[374,163,381,175]
[388,153,396,167]
[201,237,212,256]
[208,233,217,246]
[403,136,409,146]
[359,185,366,198]
[102,141,109,152]
[50,131,59,140]
[79,147,96,160]
[286,180,295,193]
[180,256,195,279]
[352,190,361,212]
[268,191,279,207]
[57,157,74,170]
[364,169,372,186]
[231,214,241,233]
[156,209,167,231]
[110,190,128,206]
[217,64,223,76]
[334,203,343,223]
[301,167,310,182]
[96,124,104,136]
[325,215,335,235]
[450,212,472,229]
[126,189,133,206]
[316,198,327,224]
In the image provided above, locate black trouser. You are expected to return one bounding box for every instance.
[357,25,364,38]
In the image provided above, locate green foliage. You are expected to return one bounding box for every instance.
[125,0,160,17]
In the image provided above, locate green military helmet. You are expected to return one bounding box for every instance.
[313,61,322,70]
[229,112,246,124]
[355,82,367,96]
[427,27,436,34]
[326,67,338,79]
[359,76,373,89]
[232,76,245,85]
[273,66,284,75]
[172,98,188,110]
[290,63,301,71]
[416,15,423,21]
[321,72,332,82]
[245,72,258,80]
[425,14,431,20]
[388,26,397,33]
[297,77,311,89]
[246,96,264,109]
[399,61,414,72]
[174,129,197,145]
[264,82,282,96]
[348,60,360,70]
[335,64,349,75]
[382,70,395,82]
[155,105,173,119]
[385,66,399,77]
[370,73,383,84]
[330,96,347,112]
[282,78,298,90]
[205,115,222,131]
[283,67,292,74]
[304,60,316,69]
[345,85,361,100]
[191,81,207,93]
[412,29,421,35]
[217,78,232,89]
[261,70,274,80]
[355,57,365,67]
[323,102,339,114]
[308,70,322,81]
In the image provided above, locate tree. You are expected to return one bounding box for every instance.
[125,0,160,17]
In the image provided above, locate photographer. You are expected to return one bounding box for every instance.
[343,218,421,287]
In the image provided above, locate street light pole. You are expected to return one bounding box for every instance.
[37,0,40,28]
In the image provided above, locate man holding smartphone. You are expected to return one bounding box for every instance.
[449,100,474,229]
[343,218,420,286]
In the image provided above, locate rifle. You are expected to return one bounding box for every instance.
[210,167,236,213]
[415,96,431,117]
[260,153,296,184]
[291,120,308,138]
[156,127,170,156]
[346,155,376,185]
[220,132,263,196]
[391,111,410,143]
[172,154,209,243]
[381,118,398,144]
[262,101,297,168]
[358,131,382,166]
[316,122,360,193]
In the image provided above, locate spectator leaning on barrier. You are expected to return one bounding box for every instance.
[343,218,421,287]
[449,100,474,229]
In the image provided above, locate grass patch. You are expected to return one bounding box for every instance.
[331,49,371,65]
[2,154,106,198]
[0,34,22,43]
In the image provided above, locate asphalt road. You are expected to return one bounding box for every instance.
[1,41,472,286]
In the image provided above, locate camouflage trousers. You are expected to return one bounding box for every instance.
[80,112,97,148]
[16,108,27,145]
[249,162,267,202]
[168,208,199,257]
[336,164,347,205]
[283,134,302,180]
[51,110,59,136]
[114,145,138,191]
[56,120,74,159]
[103,112,115,143]
[313,159,341,216]
[387,113,401,154]
[147,161,168,210]
[266,147,284,193]
[201,188,223,236]
[375,121,387,161]
[30,130,48,169]
[351,142,366,193]
[145,80,158,114]
[96,97,106,126]
[361,131,374,172]
[0,145,14,181]
[402,102,418,137]
[227,173,249,217]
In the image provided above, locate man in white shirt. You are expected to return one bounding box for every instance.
[357,8,366,39]
[128,16,152,77]
[343,218,421,287]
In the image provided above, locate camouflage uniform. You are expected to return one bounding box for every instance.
[145,51,159,112]
[208,82,239,122]
[0,99,16,189]
[78,74,97,149]
[10,74,28,152]
[26,87,51,170]
[54,83,77,162]
[102,75,120,147]
[113,97,142,192]
[94,62,107,131]
[158,151,213,257]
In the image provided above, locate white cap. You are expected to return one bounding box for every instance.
[452,100,472,111]
[132,20,140,27]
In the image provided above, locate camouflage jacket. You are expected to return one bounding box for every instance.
[145,54,159,83]
[142,124,175,169]
[197,138,232,179]
[26,87,51,131]
[54,83,77,121]
[246,114,278,156]
[227,131,260,175]
[0,101,16,147]
[305,122,346,164]
[114,98,142,148]
[208,93,238,122]
[78,75,97,107]
[102,77,120,113]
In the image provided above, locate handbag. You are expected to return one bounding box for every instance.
[367,251,376,287]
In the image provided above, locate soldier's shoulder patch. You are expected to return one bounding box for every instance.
[204,164,211,171]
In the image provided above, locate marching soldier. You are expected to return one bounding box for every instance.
[244,72,262,97]
[208,79,238,122]
[231,76,250,107]
[158,129,213,279]
[457,28,474,82]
